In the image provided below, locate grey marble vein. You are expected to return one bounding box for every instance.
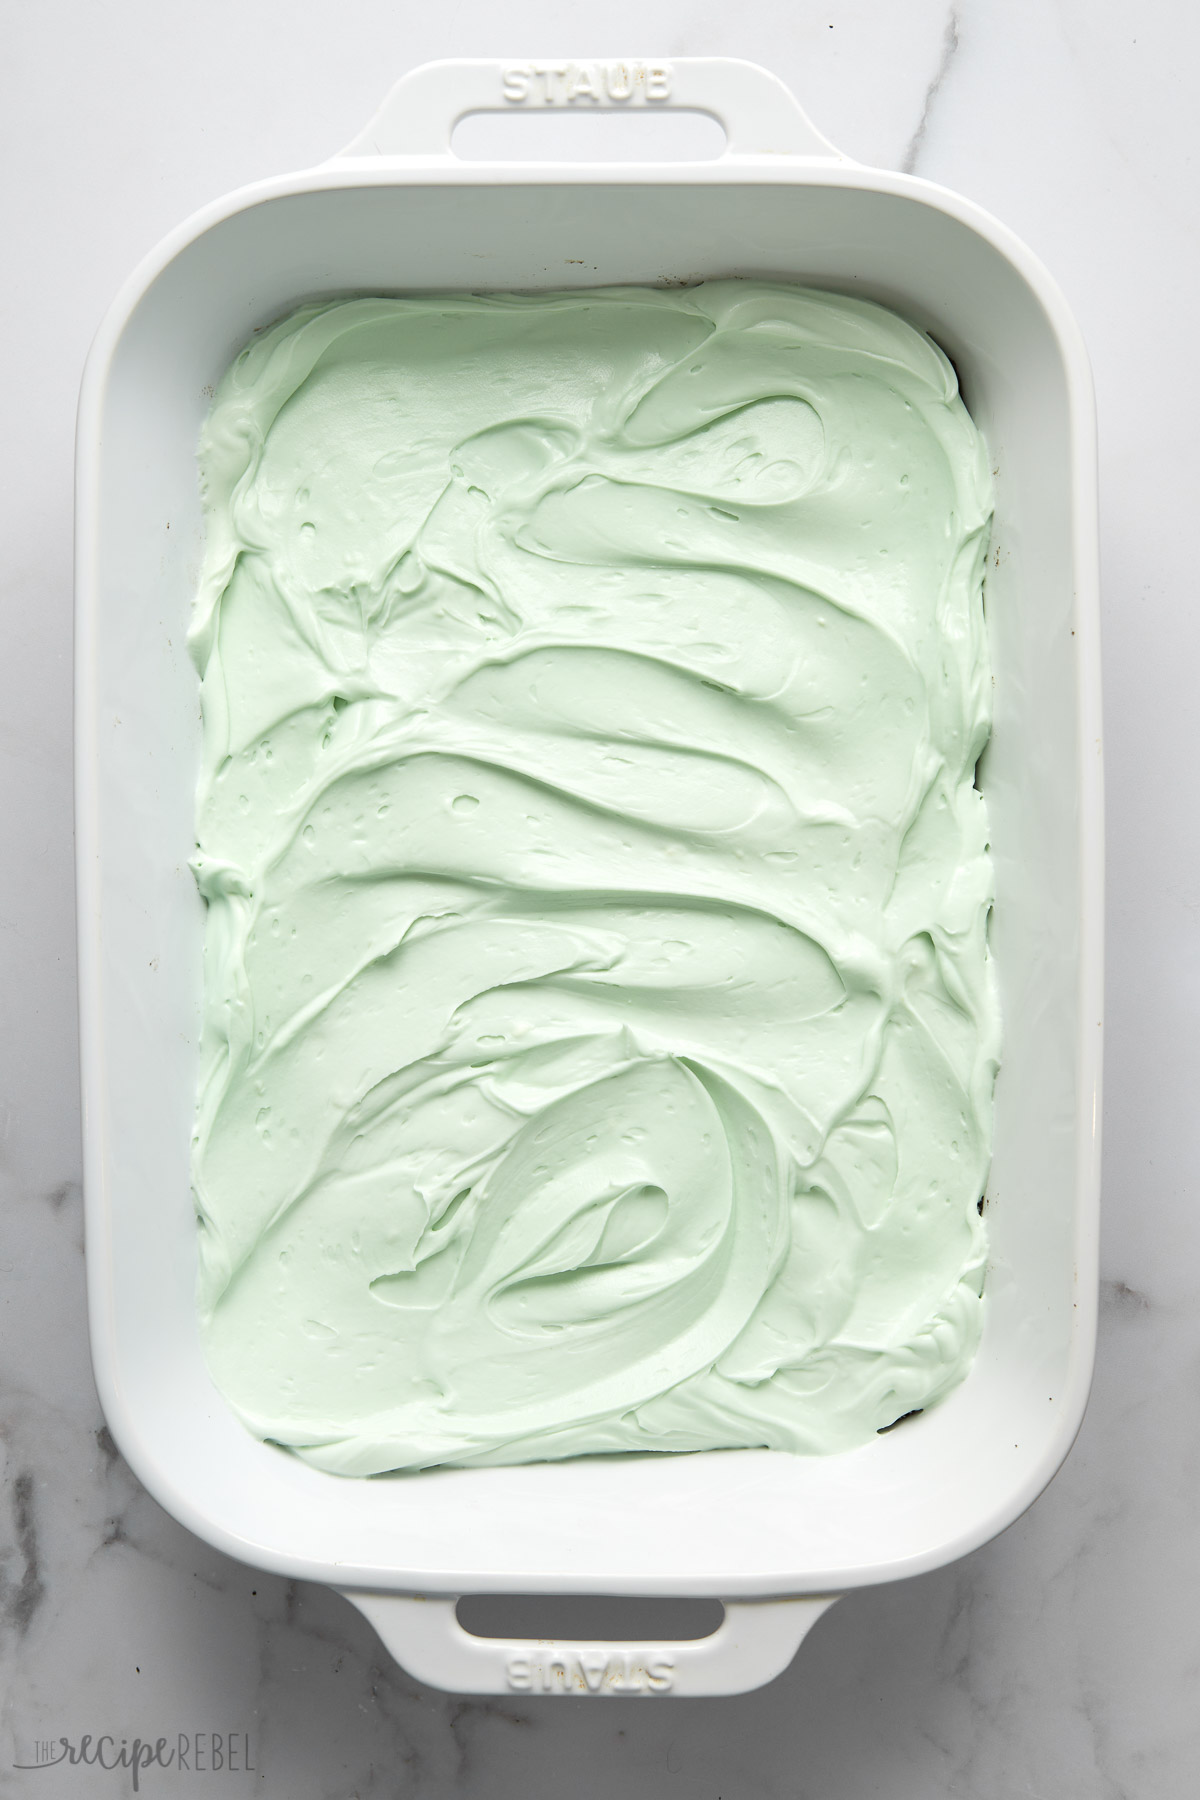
[0,1473,44,1639]
[902,3,961,172]
[1101,1277,1151,1313]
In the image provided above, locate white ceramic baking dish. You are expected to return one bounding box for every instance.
[75,58,1102,1697]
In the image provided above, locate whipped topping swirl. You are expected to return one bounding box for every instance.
[191,283,999,1475]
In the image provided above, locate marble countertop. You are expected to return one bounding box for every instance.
[3,2,1197,1794]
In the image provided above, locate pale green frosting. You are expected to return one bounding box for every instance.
[190,283,999,1477]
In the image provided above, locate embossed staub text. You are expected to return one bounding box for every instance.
[500,62,672,105]
[505,1650,675,1694]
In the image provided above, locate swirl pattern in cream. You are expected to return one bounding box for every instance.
[191,283,999,1475]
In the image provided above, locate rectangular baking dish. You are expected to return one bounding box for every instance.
[75,58,1102,1697]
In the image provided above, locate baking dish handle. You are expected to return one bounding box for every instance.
[336,57,844,163]
[335,1589,840,1697]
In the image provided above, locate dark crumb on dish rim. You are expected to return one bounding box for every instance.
[877,1409,925,1435]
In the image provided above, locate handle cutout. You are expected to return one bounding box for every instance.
[455,1593,725,1642]
[450,107,727,163]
